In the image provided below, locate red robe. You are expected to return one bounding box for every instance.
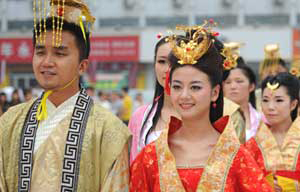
[245,117,300,190]
[130,116,273,192]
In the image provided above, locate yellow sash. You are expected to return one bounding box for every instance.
[266,173,299,192]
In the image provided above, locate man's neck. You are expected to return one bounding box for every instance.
[48,86,80,107]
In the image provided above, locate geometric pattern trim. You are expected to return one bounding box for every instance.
[60,89,93,192]
[18,97,42,192]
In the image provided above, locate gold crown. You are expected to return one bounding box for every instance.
[259,43,282,78]
[290,55,300,77]
[221,42,244,70]
[33,0,95,46]
[264,44,280,59]
[165,20,218,65]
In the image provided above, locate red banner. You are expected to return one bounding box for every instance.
[0,38,33,63]
[293,29,300,57]
[90,36,139,62]
[0,36,139,63]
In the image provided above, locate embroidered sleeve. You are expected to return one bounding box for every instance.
[244,138,268,176]
[101,143,130,192]
[0,117,7,192]
[99,111,131,187]
[233,147,273,192]
[130,144,158,192]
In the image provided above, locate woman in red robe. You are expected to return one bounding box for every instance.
[130,23,272,192]
[246,72,300,191]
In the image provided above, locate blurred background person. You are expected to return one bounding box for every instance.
[9,89,21,107]
[86,86,97,101]
[98,91,112,110]
[133,92,144,112]
[23,88,33,102]
[121,86,132,125]
[222,42,261,143]
[0,92,10,113]
[110,91,123,118]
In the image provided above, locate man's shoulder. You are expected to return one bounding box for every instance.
[1,100,35,120]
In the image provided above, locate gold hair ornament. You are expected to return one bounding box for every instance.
[33,0,95,47]
[259,43,281,78]
[290,55,300,78]
[266,82,280,95]
[165,19,219,65]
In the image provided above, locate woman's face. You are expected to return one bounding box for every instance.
[170,65,219,120]
[155,43,172,87]
[223,68,254,106]
[262,86,297,126]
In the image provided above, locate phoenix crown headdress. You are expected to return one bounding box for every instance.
[165,20,219,65]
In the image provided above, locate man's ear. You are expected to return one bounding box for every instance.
[79,59,89,75]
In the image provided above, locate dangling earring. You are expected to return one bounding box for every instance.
[164,68,171,96]
[212,102,217,108]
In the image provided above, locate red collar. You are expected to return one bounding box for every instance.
[168,116,229,135]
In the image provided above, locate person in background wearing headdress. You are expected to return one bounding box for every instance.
[290,55,300,117]
[222,42,261,143]
[130,22,272,191]
[245,72,300,191]
[256,44,289,111]
[0,0,130,191]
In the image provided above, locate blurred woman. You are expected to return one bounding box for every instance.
[246,72,300,191]
[223,51,261,143]
[128,36,180,164]
[130,24,272,191]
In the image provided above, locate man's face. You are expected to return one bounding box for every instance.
[32,31,84,91]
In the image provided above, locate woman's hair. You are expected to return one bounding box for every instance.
[261,72,299,121]
[223,57,257,108]
[140,37,169,133]
[169,36,224,123]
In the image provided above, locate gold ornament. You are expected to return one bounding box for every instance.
[165,20,218,65]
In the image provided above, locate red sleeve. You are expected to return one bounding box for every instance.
[244,138,269,176]
[231,146,273,192]
[129,143,159,192]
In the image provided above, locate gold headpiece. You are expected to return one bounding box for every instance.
[266,82,280,95]
[165,20,219,65]
[221,42,244,70]
[33,0,95,46]
[259,43,281,77]
[290,55,300,78]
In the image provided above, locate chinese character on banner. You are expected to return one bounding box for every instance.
[1,43,13,57]
[18,42,30,58]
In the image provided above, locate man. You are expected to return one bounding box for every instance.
[0,0,130,191]
[121,86,133,125]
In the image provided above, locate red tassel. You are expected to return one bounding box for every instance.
[164,68,171,96]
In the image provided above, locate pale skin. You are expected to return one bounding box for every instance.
[223,68,255,131]
[169,66,220,166]
[32,31,89,107]
[154,42,180,130]
[262,86,297,146]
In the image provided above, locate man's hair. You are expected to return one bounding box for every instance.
[122,86,129,93]
[33,17,90,61]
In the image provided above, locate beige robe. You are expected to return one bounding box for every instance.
[0,99,131,192]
